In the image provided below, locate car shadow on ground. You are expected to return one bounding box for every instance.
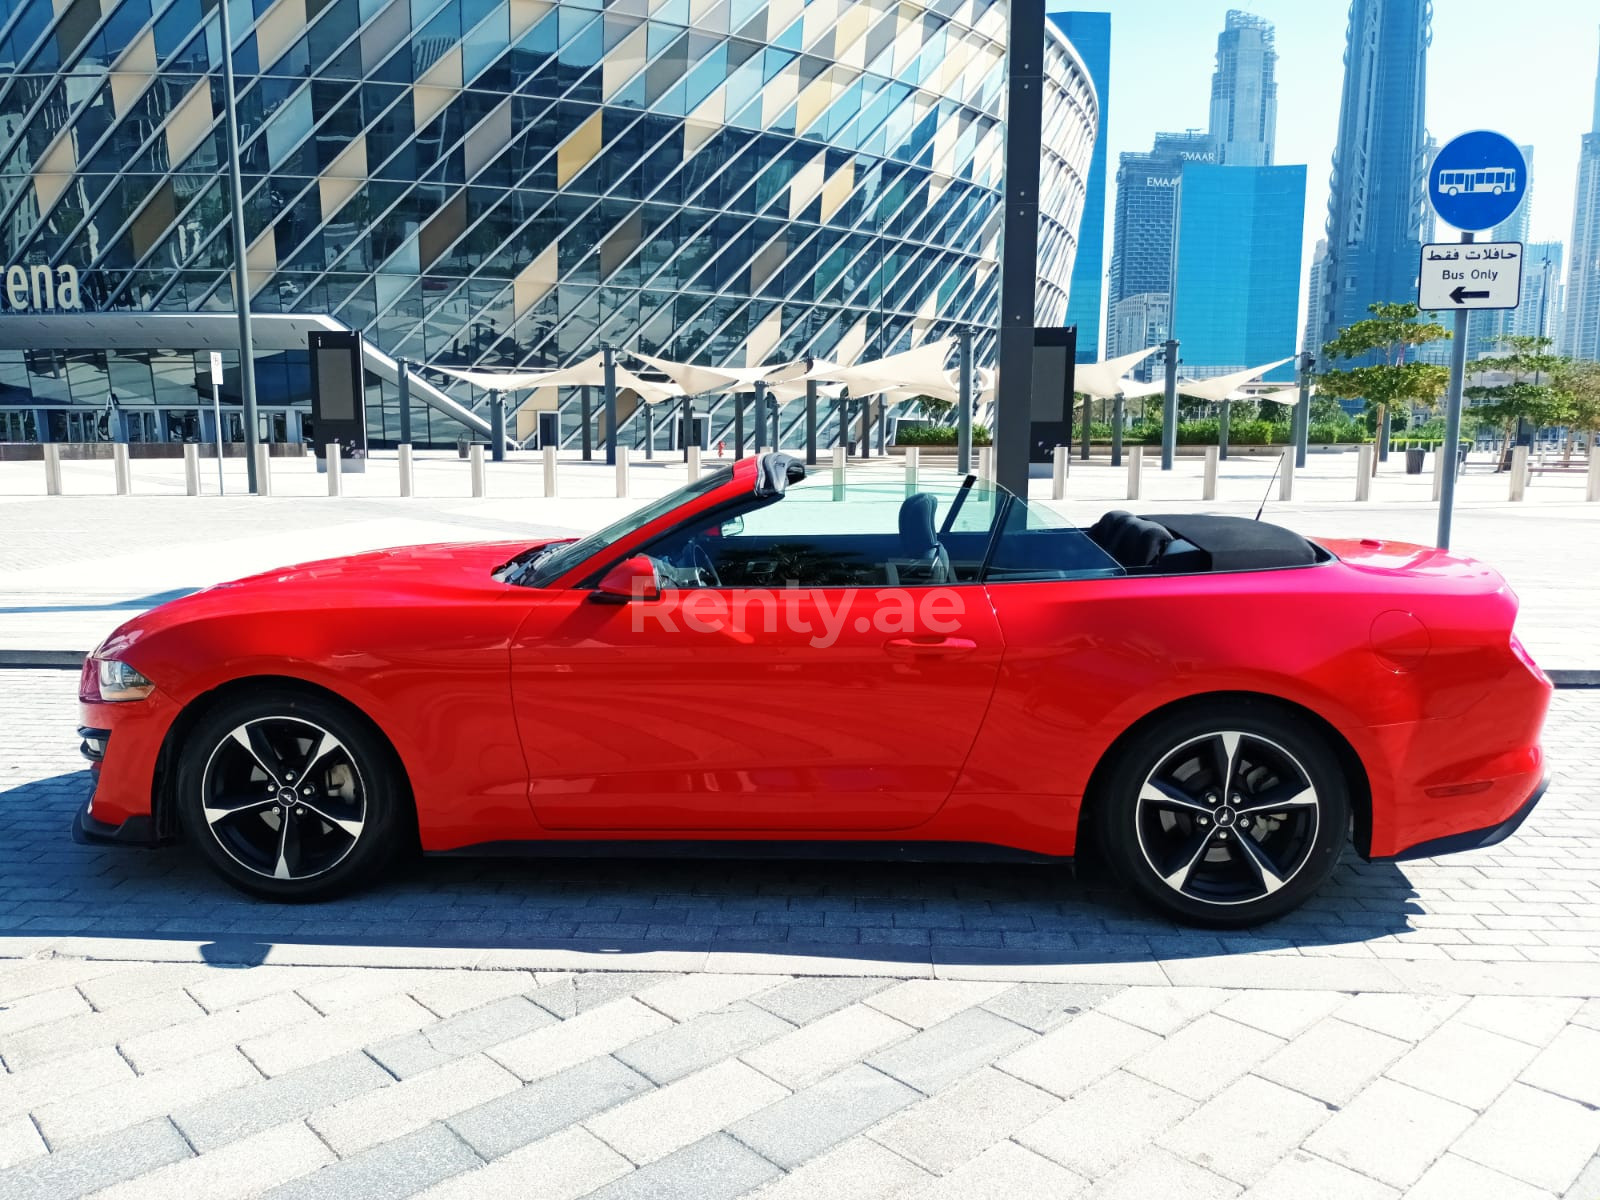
[1,771,1423,968]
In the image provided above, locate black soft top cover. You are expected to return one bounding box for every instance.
[1143,513,1320,571]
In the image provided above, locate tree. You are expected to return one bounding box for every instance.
[1318,303,1452,465]
[1555,359,1600,457]
[1464,336,1574,467]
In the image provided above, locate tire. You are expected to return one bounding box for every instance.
[175,687,409,901]
[1095,700,1349,928]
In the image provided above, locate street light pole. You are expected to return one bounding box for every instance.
[1295,350,1314,469]
[217,0,261,494]
[1160,338,1179,470]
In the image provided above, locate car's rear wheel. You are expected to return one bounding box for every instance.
[175,688,408,901]
[1096,701,1349,927]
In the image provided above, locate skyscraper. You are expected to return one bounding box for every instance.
[1320,0,1431,355]
[1105,131,1216,362]
[1565,27,1600,362]
[1515,243,1566,348]
[1304,239,1330,356]
[1049,11,1111,364]
[1209,11,1278,167]
[1466,145,1536,362]
[1171,163,1306,381]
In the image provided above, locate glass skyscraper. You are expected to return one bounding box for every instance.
[1319,0,1431,355]
[0,0,1100,445]
[1465,144,1535,363]
[1565,27,1600,363]
[1171,162,1304,382]
[1209,10,1276,168]
[1047,8,1108,363]
[1104,129,1214,364]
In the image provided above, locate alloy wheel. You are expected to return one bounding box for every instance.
[199,715,367,881]
[1133,730,1320,907]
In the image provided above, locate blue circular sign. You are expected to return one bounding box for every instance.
[1429,131,1528,231]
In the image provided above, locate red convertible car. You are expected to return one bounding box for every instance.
[75,453,1549,926]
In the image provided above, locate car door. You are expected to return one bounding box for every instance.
[508,477,1005,831]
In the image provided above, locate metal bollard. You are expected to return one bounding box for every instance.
[1051,445,1067,500]
[43,443,62,495]
[543,445,558,497]
[1509,445,1528,501]
[832,445,846,501]
[1355,444,1373,500]
[470,444,486,497]
[325,444,342,497]
[183,444,201,496]
[1278,447,1294,502]
[977,446,994,480]
[616,445,630,498]
[1432,446,1445,502]
[254,444,272,496]
[1126,445,1141,500]
[904,446,919,497]
[687,443,701,481]
[113,443,132,495]
[1588,448,1599,502]
[1202,445,1218,500]
[398,444,414,497]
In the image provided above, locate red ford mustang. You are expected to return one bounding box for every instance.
[74,453,1549,926]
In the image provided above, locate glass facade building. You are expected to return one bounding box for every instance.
[1565,28,1600,363]
[1318,0,1430,359]
[1208,10,1275,168]
[1170,162,1303,382]
[1046,8,1107,363]
[0,0,1099,445]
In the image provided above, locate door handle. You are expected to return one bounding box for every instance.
[883,636,978,658]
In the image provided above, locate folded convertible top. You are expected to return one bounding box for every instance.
[1143,513,1321,572]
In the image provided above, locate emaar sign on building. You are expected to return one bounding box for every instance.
[2,264,82,312]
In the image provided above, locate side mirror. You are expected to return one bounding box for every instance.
[592,556,661,604]
[720,516,744,537]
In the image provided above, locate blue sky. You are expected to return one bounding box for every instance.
[1052,1,1599,340]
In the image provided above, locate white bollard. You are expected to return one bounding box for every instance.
[254,444,272,496]
[398,444,414,497]
[1355,444,1373,500]
[1278,447,1294,502]
[325,444,342,496]
[183,444,201,496]
[1126,445,1142,500]
[113,443,131,495]
[1588,449,1599,502]
[615,445,630,498]
[977,445,994,480]
[1202,445,1218,500]
[1509,445,1528,501]
[542,445,558,497]
[470,443,486,497]
[904,446,919,497]
[1432,445,1445,501]
[43,443,62,495]
[1051,445,1067,500]
[687,443,701,481]
[832,445,846,500]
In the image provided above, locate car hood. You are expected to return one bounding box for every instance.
[93,539,564,660]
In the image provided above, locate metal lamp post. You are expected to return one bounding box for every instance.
[217,0,261,493]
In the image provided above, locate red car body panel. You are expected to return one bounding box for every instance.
[77,457,1550,864]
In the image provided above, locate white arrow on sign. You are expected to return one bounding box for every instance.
[1418,241,1524,311]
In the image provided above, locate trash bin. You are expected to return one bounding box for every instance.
[1405,447,1425,474]
[457,437,469,459]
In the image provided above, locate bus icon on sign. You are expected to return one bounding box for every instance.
[1437,166,1518,197]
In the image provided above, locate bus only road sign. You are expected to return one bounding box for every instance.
[1418,241,1523,311]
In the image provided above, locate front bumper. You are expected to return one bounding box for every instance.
[1373,773,1548,862]
[72,794,160,847]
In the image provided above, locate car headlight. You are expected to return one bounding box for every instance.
[95,659,155,702]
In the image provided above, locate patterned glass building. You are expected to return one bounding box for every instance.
[0,0,1098,445]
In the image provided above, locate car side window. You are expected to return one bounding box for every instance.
[639,477,1004,588]
[982,498,1126,582]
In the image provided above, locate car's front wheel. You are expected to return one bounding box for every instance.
[1097,701,1350,927]
[175,688,408,900]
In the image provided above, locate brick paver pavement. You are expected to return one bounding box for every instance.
[1,672,1598,1195]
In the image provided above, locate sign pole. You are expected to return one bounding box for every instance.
[209,350,226,495]
[1437,233,1473,550]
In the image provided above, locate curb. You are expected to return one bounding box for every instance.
[3,649,1598,688]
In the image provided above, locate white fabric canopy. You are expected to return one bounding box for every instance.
[1248,386,1306,407]
[801,338,959,400]
[1115,376,1168,400]
[423,365,559,391]
[1177,357,1295,402]
[1074,346,1165,399]
[432,354,683,404]
[629,351,810,395]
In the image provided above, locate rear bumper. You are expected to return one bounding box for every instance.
[1372,773,1548,862]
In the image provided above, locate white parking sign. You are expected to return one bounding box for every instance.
[1418,241,1524,311]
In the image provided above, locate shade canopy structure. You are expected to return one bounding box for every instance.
[1248,386,1306,407]
[1073,345,1164,399]
[1177,357,1295,402]
[628,351,811,396]
[430,354,684,405]
[801,338,960,400]
[1115,376,1168,400]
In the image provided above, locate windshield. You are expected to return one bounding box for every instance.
[511,466,734,586]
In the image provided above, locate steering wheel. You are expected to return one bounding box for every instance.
[682,538,722,588]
